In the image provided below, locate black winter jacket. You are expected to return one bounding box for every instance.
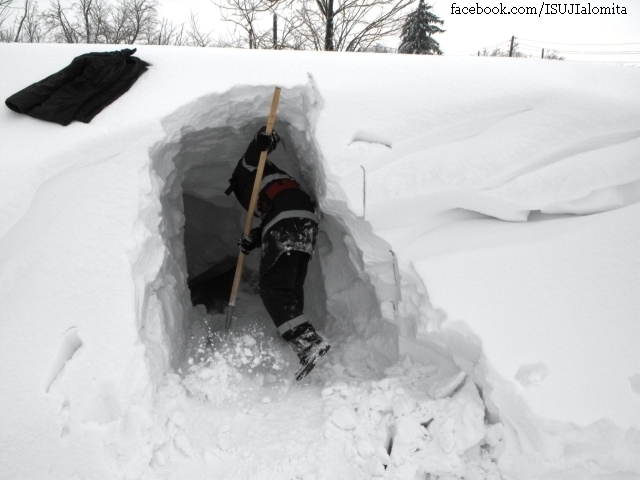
[226,136,319,273]
[5,48,148,126]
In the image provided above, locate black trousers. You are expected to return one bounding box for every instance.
[259,251,310,334]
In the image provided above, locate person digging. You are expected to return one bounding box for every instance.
[225,126,330,380]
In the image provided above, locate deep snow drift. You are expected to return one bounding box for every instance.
[1,44,639,479]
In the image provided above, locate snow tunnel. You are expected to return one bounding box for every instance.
[137,86,401,383]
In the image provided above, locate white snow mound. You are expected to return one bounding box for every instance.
[1,44,639,479]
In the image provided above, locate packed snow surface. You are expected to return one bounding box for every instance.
[1,44,639,479]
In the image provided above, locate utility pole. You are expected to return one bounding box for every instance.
[325,0,334,51]
[509,35,515,57]
[273,13,277,49]
[541,48,545,59]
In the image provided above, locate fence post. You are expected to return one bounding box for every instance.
[361,165,366,220]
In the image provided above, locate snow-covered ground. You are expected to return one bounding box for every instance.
[0,44,639,480]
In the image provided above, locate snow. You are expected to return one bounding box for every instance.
[1,43,640,479]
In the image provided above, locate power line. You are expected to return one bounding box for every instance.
[447,38,512,55]
[565,59,640,64]
[448,37,640,61]
[518,43,640,55]
[480,40,512,48]
[517,38,640,46]
[552,51,640,55]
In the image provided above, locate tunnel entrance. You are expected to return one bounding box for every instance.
[139,86,401,384]
[178,121,329,329]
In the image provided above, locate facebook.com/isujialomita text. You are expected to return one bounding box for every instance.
[450,3,628,17]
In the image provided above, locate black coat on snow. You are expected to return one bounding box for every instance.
[5,48,148,126]
[226,136,319,273]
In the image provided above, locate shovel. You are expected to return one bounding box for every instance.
[225,87,282,331]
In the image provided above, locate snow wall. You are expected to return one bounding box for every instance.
[1,44,640,479]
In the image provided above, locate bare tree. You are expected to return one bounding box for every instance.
[41,0,161,44]
[71,0,99,43]
[42,0,105,43]
[289,2,323,49]
[13,0,28,40]
[214,31,248,48]
[152,17,185,45]
[0,0,14,27]
[43,0,81,43]
[480,42,530,58]
[103,0,130,43]
[0,12,15,41]
[86,0,158,44]
[211,0,272,49]
[364,42,396,53]
[324,0,414,51]
[22,0,45,41]
[97,0,157,44]
[12,0,45,42]
[125,0,157,43]
[90,0,113,42]
[187,10,212,47]
[1,0,51,43]
[544,49,564,60]
[214,0,413,52]
[274,10,307,50]
[5,0,300,47]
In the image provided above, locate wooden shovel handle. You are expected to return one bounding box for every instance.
[226,87,281,330]
[242,88,281,236]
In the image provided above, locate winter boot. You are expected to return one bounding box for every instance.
[283,323,330,381]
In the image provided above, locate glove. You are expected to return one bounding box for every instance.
[237,228,261,255]
[254,126,281,152]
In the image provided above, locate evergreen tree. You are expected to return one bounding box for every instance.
[399,0,444,55]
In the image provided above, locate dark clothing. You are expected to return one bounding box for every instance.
[226,138,316,226]
[259,251,310,331]
[5,48,148,126]
[260,217,318,274]
[227,133,320,336]
[281,321,315,342]
[226,136,318,273]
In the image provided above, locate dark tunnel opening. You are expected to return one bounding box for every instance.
[177,120,329,334]
[141,87,402,380]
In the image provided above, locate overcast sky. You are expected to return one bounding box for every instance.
[159,0,640,65]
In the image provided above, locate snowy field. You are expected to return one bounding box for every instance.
[0,43,639,480]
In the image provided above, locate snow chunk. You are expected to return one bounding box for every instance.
[429,371,466,400]
[429,379,486,455]
[331,406,358,430]
[174,433,194,457]
[45,327,83,393]
[350,130,393,148]
[514,363,549,387]
[321,387,334,398]
[484,423,505,448]
[392,396,416,418]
